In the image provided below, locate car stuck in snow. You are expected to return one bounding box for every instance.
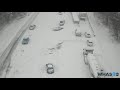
[46,63,54,74]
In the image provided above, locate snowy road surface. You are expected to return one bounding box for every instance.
[4,12,100,78]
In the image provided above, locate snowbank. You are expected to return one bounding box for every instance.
[87,12,120,77]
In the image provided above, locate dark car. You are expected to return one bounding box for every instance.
[46,63,54,74]
[22,37,30,45]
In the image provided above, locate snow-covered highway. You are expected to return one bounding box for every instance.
[2,12,103,78]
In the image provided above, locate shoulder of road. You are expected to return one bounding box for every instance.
[0,12,39,77]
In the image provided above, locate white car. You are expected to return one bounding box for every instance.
[59,20,65,26]
[75,29,82,37]
[85,32,91,38]
[46,63,54,74]
[29,25,36,30]
[87,40,94,47]
[53,27,63,31]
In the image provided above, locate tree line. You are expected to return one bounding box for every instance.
[0,12,27,30]
[96,12,120,41]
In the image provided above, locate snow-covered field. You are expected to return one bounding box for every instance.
[88,12,120,77]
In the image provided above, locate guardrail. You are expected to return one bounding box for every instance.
[86,12,96,37]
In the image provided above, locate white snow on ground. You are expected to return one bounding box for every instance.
[0,12,33,59]
[5,12,94,78]
[88,12,120,77]
[0,12,39,77]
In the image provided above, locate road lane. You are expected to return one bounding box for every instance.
[5,12,91,78]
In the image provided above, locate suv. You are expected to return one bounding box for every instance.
[46,63,54,74]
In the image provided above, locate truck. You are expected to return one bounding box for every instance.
[78,12,87,21]
[71,12,80,24]
[83,49,105,78]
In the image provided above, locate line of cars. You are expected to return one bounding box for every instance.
[46,12,66,74]
[73,12,101,78]
[22,24,55,75]
[53,12,65,31]
[21,12,97,76]
[22,25,36,45]
[22,12,65,75]
[74,12,103,78]
[83,32,104,78]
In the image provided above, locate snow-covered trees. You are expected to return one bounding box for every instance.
[0,12,27,30]
[96,12,120,41]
